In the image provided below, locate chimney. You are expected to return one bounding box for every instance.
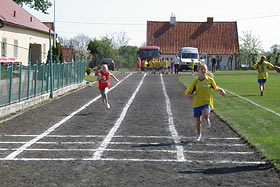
[30,17,33,22]
[13,11,16,17]
[170,12,176,26]
[207,17,214,24]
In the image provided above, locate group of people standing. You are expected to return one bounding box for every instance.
[137,57,175,74]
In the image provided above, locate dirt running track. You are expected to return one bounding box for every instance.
[0,72,279,187]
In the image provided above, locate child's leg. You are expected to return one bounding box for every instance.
[201,107,210,121]
[104,88,109,104]
[195,117,202,141]
[195,117,201,135]
[201,106,211,128]
[259,83,264,95]
[101,89,108,104]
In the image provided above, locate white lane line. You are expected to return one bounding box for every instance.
[0,157,266,164]
[0,134,241,140]
[109,142,246,147]
[226,89,280,117]
[3,73,132,160]
[0,141,247,147]
[0,148,255,155]
[184,150,254,154]
[92,73,147,160]
[160,74,185,162]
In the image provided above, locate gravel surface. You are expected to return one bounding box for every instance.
[0,72,279,187]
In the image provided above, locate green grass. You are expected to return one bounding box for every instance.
[179,71,280,169]
[85,75,96,82]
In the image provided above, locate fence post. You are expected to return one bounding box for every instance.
[33,64,38,96]
[41,63,45,93]
[8,65,13,104]
[49,30,54,98]
[27,63,30,98]
[19,64,22,101]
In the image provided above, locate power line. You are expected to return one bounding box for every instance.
[236,14,280,21]
[56,20,145,26]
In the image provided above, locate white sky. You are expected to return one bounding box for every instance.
[23,0,280,51]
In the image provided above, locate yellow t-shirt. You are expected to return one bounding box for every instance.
[184,76,219,109]
[190,61,194,69]
[252,61,274,79]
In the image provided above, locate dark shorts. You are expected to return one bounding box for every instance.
[258,79,267,84]
[193,104,210,118]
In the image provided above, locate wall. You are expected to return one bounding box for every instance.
[0,24,50,65]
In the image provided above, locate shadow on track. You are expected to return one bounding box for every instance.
[177,163,272,175]
[131,141,193,148]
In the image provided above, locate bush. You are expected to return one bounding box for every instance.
[85,67,91,75]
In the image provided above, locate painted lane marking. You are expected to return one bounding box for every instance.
[3,73,132,160]
[92,73,147,160]
[0,157,266,165]
[0,134,241,140]
[160,74,185,162]
[225,89,280,117]
[0,141,247,147]
[0,148,255,156]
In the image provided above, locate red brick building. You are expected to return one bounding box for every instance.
[146,17,239,70]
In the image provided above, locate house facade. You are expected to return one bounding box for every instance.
[146,17,239,70]
[0,0,54,66]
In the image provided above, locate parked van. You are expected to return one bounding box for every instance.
[179,47,199,71]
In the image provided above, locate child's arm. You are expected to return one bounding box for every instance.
[109,72,119,82]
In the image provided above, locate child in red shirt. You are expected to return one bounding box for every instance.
[96,64,119,108]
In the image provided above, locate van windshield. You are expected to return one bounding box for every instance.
[181,53,198,59]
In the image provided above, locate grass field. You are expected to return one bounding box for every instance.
[179,70,280,170]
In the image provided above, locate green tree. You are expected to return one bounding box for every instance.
[14,0,52,14]
[239,31,264,68]
[87,37,116,68]
[270,44,280,65]
[117,46,138,70]
[46,42,64,64]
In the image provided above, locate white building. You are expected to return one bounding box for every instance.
[0,0,54,66]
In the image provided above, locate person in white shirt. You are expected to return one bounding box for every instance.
[173,54,181,74]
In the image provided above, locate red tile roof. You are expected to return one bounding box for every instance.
[0,0,52,34]
[146,17,239,55]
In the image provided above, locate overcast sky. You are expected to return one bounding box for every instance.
[24,0,280,51]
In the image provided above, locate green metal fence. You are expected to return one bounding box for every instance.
[0,61,86,107]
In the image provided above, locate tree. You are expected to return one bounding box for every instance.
[14,0,52,14]
[87,37,116,68]
[46,42,64,64]
[59,34,91,62]
[110,32,130,49]
[117,46,138,70]
[270,44,280,65]
[239,31,264,68]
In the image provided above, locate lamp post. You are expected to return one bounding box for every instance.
[53,0,56,47]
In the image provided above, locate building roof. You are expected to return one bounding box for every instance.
[146,17,239,55]
[0,0,52,34]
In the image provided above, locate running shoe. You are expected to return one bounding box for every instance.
[106,103,111,109]
[195,133,202,142]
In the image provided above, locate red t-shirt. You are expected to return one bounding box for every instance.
[98,70,110,91]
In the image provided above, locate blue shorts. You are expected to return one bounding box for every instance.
[193,104,210,118]
[258,79,266,84]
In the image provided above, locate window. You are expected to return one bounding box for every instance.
[14,39,18,57]
[1,38,7,57]
[43,44,46,59]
